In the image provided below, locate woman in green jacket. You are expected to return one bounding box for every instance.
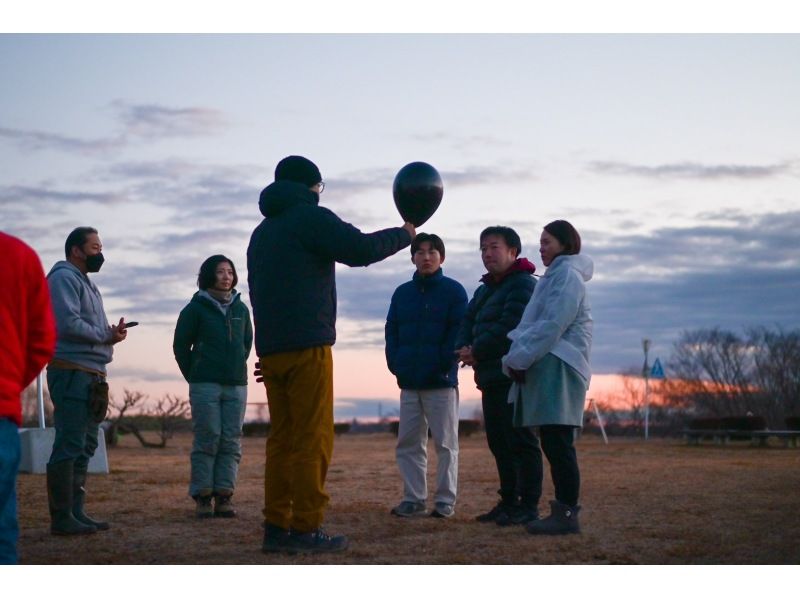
[173,255,253,519]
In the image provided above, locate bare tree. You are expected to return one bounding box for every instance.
[668,328,761,416]
[749,326,800,422]
[665,327,800,426]
[145,394,191,447]
[106,389,190,448]
[620,371,646,432]
[106,389,147,447]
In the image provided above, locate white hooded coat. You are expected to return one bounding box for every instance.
[501,254,594,426]
[502,254,593,380]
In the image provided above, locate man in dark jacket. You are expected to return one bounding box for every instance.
[248,156,415,554]
[455,226,540,526]
[385,233,467,519]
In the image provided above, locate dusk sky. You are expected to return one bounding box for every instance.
[2,33,799,419]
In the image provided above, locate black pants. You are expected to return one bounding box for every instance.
[537,425,580,507]
[481,384,541,507]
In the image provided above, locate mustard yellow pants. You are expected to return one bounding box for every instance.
[260,346,334,533]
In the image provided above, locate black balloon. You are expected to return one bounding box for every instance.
[393,162,443,227]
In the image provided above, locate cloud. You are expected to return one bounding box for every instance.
[441,165,536,187]
[0,126,125,154]
[111,101,226,138]
[588,160,794,180]
[410,131,510,150]
[0,184,128,205]
[322,164,537,204]
[0,101,227,155]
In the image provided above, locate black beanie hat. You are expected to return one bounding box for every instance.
[274,155,322,187]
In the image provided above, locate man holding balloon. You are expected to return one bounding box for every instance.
[249,156,416,555]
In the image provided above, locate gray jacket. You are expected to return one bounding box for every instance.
[47,260,114,374]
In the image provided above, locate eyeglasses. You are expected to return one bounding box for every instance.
[317,181,325,193]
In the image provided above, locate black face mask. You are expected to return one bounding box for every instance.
[85,252,105,273]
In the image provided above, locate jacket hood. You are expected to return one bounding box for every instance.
[548,254,594,282]
[194,289,241,305]
[481,257,536,285]
[48,260,83,279]
[259,180,320,218]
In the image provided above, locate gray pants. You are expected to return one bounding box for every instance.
[47,368,100,473]
[396,387,459,505]
[188,383,247,497]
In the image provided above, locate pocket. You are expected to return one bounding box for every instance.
[89,379,110,423]
[63,370,88,400]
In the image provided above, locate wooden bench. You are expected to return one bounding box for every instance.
[683,429,800,448]
[749,430,800,448]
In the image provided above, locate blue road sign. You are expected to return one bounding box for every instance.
[650,358,665,380]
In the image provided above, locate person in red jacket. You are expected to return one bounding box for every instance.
[0,232,56,564]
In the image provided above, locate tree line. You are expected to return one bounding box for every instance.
[664,326,800,428]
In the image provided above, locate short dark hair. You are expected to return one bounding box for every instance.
[197,255,238,290]
[479,226,522,257]
[543,220,581,255]
[64,227,98,258]
[411,232,445,260]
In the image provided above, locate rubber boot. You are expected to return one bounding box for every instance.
[525,500,581,535]
[73,470,110,531]
[47,461,96,536]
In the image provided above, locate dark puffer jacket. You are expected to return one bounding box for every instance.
[247,180,412,356]
[173,291,253,385]
[454,259,537,390]
[385,268,468,390]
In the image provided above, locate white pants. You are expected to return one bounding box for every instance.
[395,387,459,505]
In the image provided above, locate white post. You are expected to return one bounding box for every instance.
[642,339,651,441]
[36,370,46,429]
[590,398,608,445]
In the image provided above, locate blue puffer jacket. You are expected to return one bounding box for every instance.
[248,180,412,356]
[385,268,467,390]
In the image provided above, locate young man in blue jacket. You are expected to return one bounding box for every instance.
[385,233,467,519]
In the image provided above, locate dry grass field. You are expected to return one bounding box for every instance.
[15,431,800,565]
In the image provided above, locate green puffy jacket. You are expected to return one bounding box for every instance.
[173,291,253,385]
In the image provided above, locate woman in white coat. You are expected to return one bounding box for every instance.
[501,220,593,535]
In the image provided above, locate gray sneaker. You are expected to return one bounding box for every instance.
[430,502,455,518]
[390,501,427,517]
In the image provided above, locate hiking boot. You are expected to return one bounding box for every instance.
[213,492,236,518]
[194,492,214,519]
[73,470,110,531]
[496,505,539,527]
[390,500,427,518]
[261,524,291,554]
[47,461,96,536]
[526,500,581,535]
[287,528,349,554]
[475,501,513,523]
[430,502,455,518]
